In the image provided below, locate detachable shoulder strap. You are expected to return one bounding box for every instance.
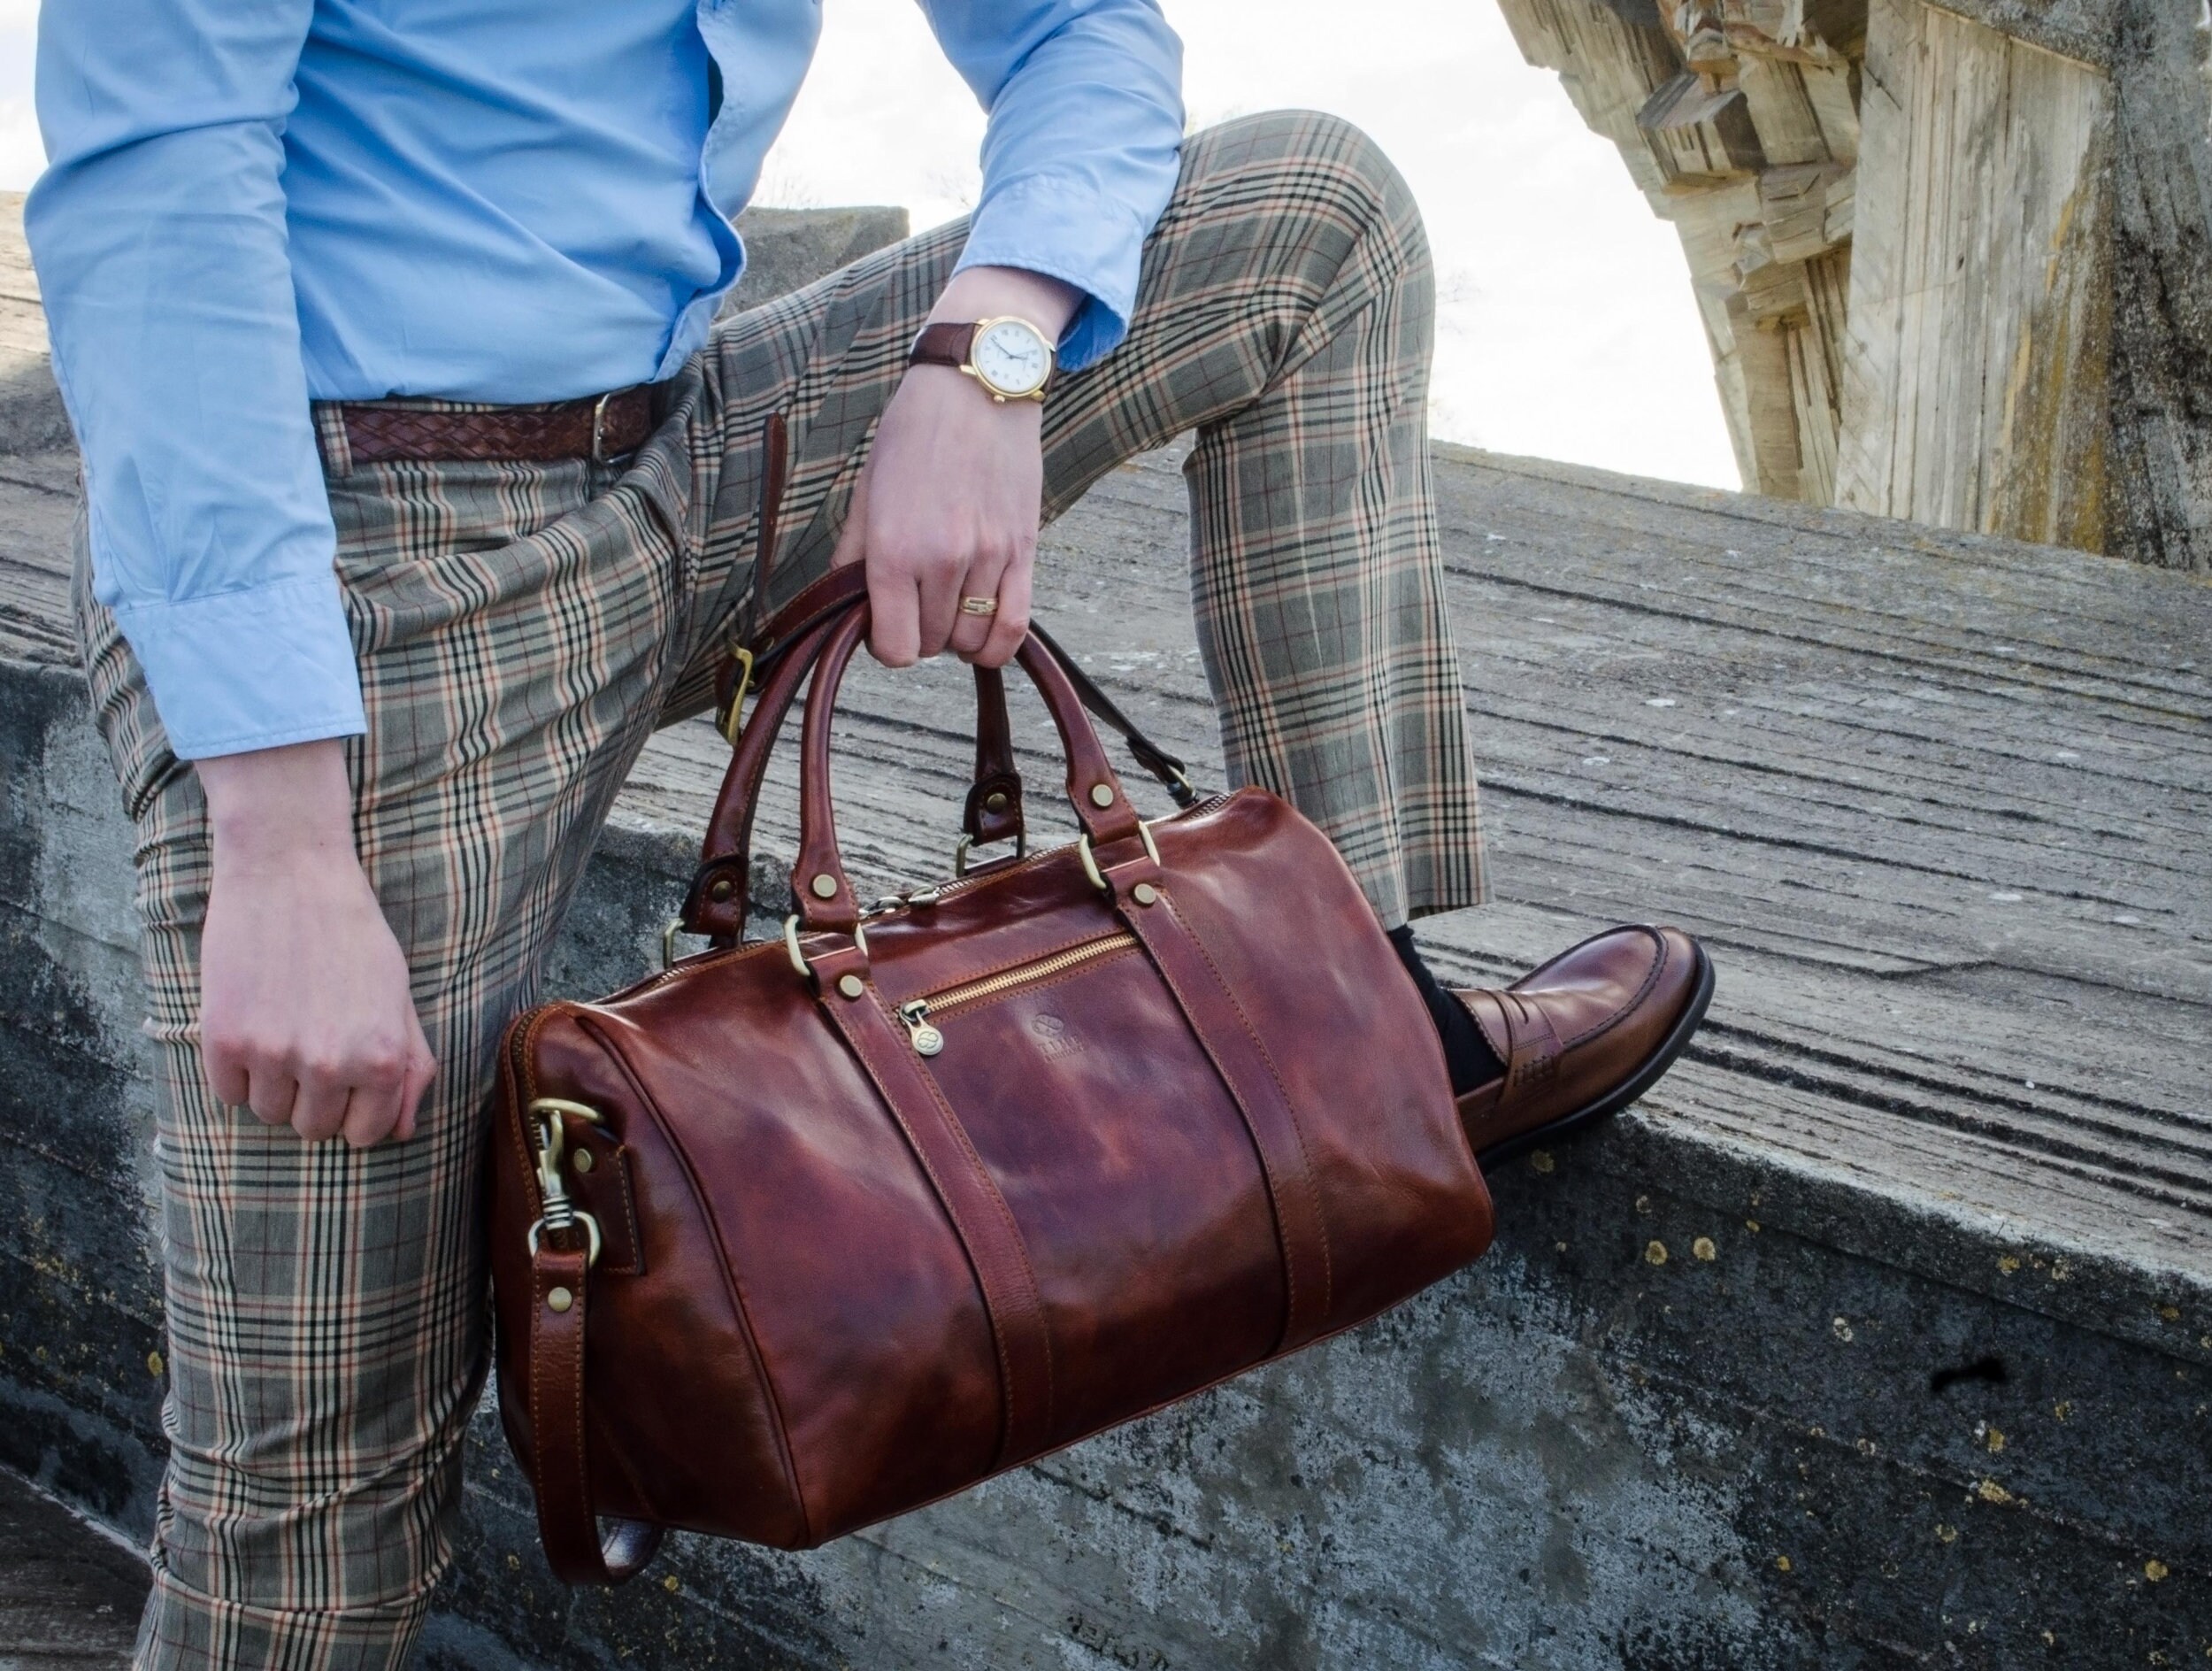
[527,1240,663,1585]
[1025,620,1200,808]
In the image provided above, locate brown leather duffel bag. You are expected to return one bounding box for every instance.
[488,576,1496,1582]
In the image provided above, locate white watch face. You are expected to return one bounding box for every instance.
[972,319,1052,397]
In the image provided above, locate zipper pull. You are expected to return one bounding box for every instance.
[897,1000,944,1058]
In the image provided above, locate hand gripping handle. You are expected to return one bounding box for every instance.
[787,602,1155,939]
[681,571,1198,943]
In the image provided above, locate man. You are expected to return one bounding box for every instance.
[29,1,1710,1664]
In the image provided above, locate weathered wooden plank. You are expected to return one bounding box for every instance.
[1836,0,2115,551]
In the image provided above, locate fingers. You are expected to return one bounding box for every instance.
[336,1053,410,1148]
[204,1039,252,1112]
[203,1012,432,1149]
[291,1064,355,1144]
[947,546,1010,659]
[831,467,869,571]
[965,550,1033,670]
[866,557,923,667]
[841,467,931,668]
[913,542,971,661]
[243,1059,299,1129]
[394,1028,438,1144]
[335,1020,435,1149]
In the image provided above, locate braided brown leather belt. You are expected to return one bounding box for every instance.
[337,384,659,466]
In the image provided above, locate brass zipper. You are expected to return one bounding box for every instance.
[895,930,1137,1057]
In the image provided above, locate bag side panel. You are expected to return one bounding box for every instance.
[912,936,1290,1452]
[591,962,1005,1543]
[1148,792,1495,1326]
[490,1004,812,1549]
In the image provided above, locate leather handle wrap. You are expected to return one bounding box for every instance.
[961,663,1026,849]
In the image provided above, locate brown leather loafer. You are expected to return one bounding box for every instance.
[1454,925,1713,1166]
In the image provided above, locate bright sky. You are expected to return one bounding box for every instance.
[0,0,1738,489]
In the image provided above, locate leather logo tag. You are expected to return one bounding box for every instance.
[1029,1013,1087,1062]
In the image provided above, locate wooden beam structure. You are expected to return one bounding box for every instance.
[1494,0,2212,572]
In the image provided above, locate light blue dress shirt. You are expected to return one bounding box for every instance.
[27,0,1184,759]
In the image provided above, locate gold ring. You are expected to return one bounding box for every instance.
[959,596,999,617]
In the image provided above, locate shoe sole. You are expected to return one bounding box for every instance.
[1472,936,1717,1171]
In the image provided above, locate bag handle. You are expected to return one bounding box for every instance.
[682,588,1199,943]
[680,608,845,943]
[787,602,1164,939]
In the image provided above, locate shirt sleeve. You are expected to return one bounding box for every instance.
[917,0,1185,371]
[27,0,366,761]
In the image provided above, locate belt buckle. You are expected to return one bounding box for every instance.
[589,391,614,466]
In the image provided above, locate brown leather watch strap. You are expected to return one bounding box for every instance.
[908,320,979,372]
[526,1242,662,1585]
[340,385,658,466]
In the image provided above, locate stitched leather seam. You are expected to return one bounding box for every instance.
[565,1281,588,1575]
[572,1013,813,1544]
[1125,897,1332,1332]
[528,1283,551,1547]
[1463,992,1512,1070]
[1160,894,1334,1318]
[887,990,1056,1433]
[1123,921,1298,1321]
[584,1141,646,1278]
[511,1005,569,1209]
[826,998,1032,1452]
[1554,928,1670,1051]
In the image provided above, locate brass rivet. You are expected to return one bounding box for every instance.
[546,1287,573,1313]
[984,791,1009,813]
[1089,783,1115,808]
[837,974,865,999]
[708,877,733,901]
[572,1149,595,1174]
[810,873,838,899]
[1132,882,1158,906]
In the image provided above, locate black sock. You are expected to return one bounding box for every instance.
[1388,925,1507,1097]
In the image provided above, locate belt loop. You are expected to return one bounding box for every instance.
[311,402,356,479]
[589,392,613,466]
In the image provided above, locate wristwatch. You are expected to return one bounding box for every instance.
[908,316,1056,403]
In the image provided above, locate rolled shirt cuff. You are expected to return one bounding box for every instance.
[111,573,367,760]
[952,174,1154,373]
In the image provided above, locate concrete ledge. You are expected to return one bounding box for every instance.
[3,430,2207,1666]
[2,179,2208,1662]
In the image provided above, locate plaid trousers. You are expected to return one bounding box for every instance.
[73,112,1482,1669]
